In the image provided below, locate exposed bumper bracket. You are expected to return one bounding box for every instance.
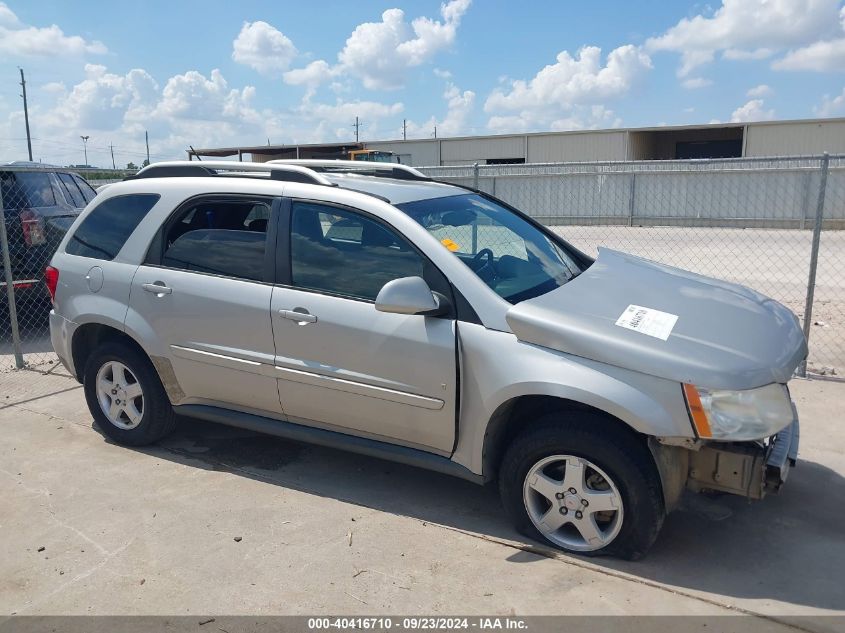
[686,416,799,500]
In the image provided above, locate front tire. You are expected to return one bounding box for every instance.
[83,341,176,446]
[498,413,665,560]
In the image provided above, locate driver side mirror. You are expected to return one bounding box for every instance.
[375,276,449,316]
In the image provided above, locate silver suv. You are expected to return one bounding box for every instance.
[48,160,805,559]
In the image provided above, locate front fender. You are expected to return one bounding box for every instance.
[452,323,694,476]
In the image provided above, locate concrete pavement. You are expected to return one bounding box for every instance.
[0,372,843,630]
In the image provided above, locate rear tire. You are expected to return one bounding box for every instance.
[498,413,665,560]
[83,341,176,446]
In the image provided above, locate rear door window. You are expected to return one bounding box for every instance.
[58,173,86,208]
[66,194,160,260]
[72,174,97,203]
[155,198,272,282]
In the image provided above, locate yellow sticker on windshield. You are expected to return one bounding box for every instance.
[441,238,460,252]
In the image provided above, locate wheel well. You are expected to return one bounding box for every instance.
[71,324,148,382]
[481,395,648,482]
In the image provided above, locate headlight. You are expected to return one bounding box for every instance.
[682,383,794,441]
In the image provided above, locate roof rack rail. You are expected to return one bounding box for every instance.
[127,161,335,186]
[268,159,431,182]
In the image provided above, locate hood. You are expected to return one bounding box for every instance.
[505,248,807,390]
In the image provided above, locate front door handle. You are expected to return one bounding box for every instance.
[142,282,172,295]
[279,309,317,324]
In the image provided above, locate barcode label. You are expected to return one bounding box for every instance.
[615,305,678,341]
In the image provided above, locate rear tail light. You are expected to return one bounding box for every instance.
[20,209,46,247]
[44,266,59,304]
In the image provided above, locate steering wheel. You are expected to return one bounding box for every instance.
[471,248,497,283]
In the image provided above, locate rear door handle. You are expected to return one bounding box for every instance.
[142,282,172,295]
[279,309,317,324]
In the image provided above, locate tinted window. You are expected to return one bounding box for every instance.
[290,202,424,301]
[158,199,270,282]
[58,173,85,207]
[0,171,56,208]
[66,194,160,260]
[72,174,97,203]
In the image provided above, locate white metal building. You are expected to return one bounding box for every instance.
[365,118,845,166]
[190,117,845,167]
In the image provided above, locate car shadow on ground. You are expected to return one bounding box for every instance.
[108,415,845,612]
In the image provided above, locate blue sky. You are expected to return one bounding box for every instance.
[2,0,845,167]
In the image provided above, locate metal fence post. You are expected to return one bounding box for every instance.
[472,162,479,253]
[800,152,829,377]
[628,172,637,227]
[0,190,25,369]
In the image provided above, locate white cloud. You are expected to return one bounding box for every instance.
[0,2,106,57]
[283,60,337,92]
[284,95,405,143]
[433,68,452,79]
[772,4,845,70]
[0,62,416,165]
[485,45,651,114]
[153,69,257,123]
[480,44,648,132]
[405,82,475,138]
[775,38,845,70]
[40,81,66,94]
[682,77,713,89]
[723,47,774,60]
[232,21,297,74]
[730,98,776,122]
[487,105,621,134]
[0,2,18,26]
[285,0,471,91]
[42,64,159,131]
[815,87,845,116]
[747,84,773,97]
[646,0,841,76]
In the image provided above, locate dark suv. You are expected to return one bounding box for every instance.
[1,163,96,302]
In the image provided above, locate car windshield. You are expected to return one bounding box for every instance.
[397,194,582,304]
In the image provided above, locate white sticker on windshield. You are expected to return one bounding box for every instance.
[615,305,678,341]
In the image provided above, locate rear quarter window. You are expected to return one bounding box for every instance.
[66,194,160,260]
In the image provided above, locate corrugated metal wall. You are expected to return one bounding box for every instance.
[527,131,627,162]
[440,135,525,164]
[364,120,845,166]
[745,121,845,157]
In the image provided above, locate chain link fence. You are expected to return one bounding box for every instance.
[419,154,845,379]
[2,155,843,393]
[1,167,87,391]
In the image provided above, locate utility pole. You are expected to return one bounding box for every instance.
[145,130,150,165]
[80,135,89,166]
[109,143,116,169]
[403,119,407,140]
[433,125,437,139]
[19,68,32,161]
[353,116,360,142]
